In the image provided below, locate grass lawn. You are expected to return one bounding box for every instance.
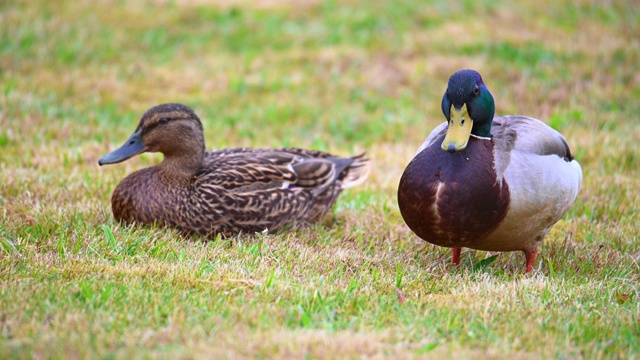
[1,0,639,358]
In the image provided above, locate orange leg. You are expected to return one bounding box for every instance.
[452,247,461,266]
[524,247,537,273]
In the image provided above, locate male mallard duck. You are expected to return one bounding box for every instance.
[397,69,582,273]
[99,103,370,237]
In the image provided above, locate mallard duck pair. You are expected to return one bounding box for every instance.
[100,70,581,273]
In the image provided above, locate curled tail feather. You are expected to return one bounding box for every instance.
[340,153,371,189]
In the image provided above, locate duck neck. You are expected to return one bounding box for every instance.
[159,154,202,179]
[472,121,493,138]
[158,141,205,181]
[155,128,206,180]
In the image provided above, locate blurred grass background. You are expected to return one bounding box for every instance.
[1,0,639,358]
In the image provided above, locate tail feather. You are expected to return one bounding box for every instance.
[340,153,371,189]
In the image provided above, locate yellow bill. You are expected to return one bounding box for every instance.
[441,104,473,152]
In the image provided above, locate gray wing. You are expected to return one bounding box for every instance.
[491,115,577,181]
[491,116,574,160]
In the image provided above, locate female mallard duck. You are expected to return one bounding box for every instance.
[398,69,582,273]
[99,103,370,237]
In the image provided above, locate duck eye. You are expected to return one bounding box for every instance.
[473,86,480,95]
[158,117,170,124]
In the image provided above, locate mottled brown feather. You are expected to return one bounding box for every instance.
[101,103,370,237]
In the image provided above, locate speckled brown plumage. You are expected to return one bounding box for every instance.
[99,103,370,237]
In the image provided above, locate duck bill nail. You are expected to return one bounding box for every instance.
[441,104,473,153]
[98,131,145,166]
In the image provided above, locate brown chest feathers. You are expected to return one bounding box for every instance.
[111,167,188,229]
[397,136,510,248]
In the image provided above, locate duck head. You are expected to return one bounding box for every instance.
[98,103,206,169]
[440,69,496,152]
